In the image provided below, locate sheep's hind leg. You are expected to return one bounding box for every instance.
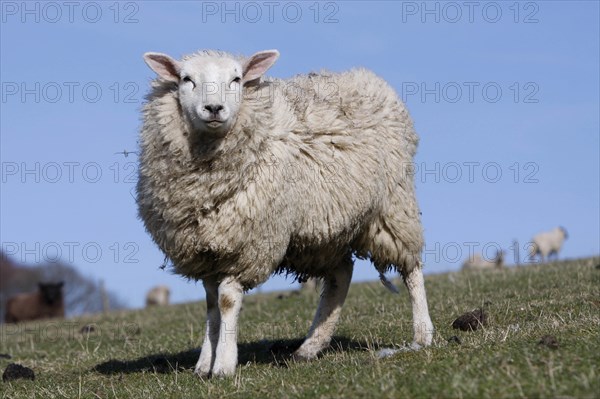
[211,277,244,377]
[293,263,353,360]
[402,266,434,349]
[194,278,220,377]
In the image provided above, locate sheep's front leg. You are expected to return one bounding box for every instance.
[294,265,353,360]
[211,277,244,377]
[402,266,434,349]
[194,278,219,377]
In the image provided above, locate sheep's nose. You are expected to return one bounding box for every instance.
[204,104,224,115]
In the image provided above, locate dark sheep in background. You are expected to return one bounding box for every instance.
[4,282,65,323]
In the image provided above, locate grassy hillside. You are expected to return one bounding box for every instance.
[1,257,599,398]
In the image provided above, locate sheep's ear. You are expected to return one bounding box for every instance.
[144,52,181,82]
[243,50,279,83]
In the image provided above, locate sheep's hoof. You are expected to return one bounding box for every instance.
[211,369,235,378]
[409,342,423,351]
[291,349,318,362]
[193,368,211,379]
[291,353,312,362]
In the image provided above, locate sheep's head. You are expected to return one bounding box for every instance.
[38,282,64,304]
[143,49,279,137]
[559,226,569,239]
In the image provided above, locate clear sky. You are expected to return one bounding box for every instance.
[1,1,598,309]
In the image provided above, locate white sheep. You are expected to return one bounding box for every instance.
[145,285,170,307]
[529,227,568,262]
[462,250,504,271]
[136,49,434,377]
[299,277,320,292]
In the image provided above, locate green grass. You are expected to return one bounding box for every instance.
[1,257,599,398]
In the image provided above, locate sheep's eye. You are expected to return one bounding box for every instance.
[182,76,195,87]
[232,77,241,84]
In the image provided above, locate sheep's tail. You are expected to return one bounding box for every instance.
[379,273,400,294]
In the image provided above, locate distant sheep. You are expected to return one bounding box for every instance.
[462,250,504,271]
[145,285,170,307]
[5,282,64,323]
[137,49,434,377]
[299,277,320,292]
[529,227,568,262]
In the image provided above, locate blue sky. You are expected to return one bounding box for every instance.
[1,1,598,309]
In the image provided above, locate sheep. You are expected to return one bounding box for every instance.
[136,49,434,377]
[299,277,320,292]
[462,250,504,271]
[145,285,170,307]
[5,282,64,323]
[529,227,568,262]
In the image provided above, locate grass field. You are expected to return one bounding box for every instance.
[1,257,599,398]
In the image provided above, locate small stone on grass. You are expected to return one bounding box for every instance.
[2,363,35,382]
[538,335,559,349]
[447,336,462,345]
[452,308,488,331]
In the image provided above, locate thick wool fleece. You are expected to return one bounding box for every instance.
[137,54,423,289]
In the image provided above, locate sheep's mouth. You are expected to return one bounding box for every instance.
[205,120,224,128]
